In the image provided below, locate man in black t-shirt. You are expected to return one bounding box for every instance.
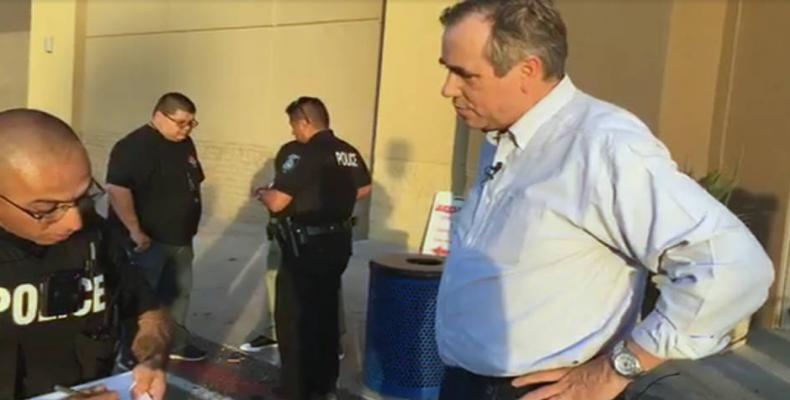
[106,93,206,363]
[0,109,170,399]
[256,97,371,400]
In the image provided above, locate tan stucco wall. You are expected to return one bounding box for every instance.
[368,0,458,249]
[712,0,790,326]
[26,0,77,123]
[657,0,731,174]
[71,0,383,225]
[0,0,30,111]
[558,0,672,133]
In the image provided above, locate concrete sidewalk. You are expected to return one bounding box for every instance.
[185,220,403,399]
[181,220,790,400]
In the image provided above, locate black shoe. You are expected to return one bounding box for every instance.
[170,344,207,361]
[338,342,345,360]
[240,335,278,353]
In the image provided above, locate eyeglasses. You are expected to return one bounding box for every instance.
[163,112,199,130]
[0,178,106,223]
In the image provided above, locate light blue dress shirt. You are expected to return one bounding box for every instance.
[435,76,774,377]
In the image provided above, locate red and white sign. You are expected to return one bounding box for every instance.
[422,191,465,256]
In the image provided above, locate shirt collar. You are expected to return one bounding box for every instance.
[310,129,334,142]
[485,75,577,148]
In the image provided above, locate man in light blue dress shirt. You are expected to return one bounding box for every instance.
[435,1,775,399]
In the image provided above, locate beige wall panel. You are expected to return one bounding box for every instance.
[369,0,456,247]
[658,0,729,174]
[78,34,174,135]
[266,21,382,159]
[717,0,790,325]
[0,0,29,110]
[167,0,275,32]
[557,0,672,131]
[370,158,454,250]
[0,0,30,32]
[0,31,30,111]
[27,0,77,122]
[274,0,382,26]
[85,0,168,37]
[166,28,274,144]
[374,0,456,166]
[86,0,276,37]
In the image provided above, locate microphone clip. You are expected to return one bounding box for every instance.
[483,162,503,182]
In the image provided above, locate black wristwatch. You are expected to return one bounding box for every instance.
[610,341,644,379]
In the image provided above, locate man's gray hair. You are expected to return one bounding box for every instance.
[440,0,568,79]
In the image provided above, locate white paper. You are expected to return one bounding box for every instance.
[30,372,135,400]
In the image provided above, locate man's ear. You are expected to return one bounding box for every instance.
[518,55,543,93]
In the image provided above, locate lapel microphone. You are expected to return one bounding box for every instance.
[484,162,504,182]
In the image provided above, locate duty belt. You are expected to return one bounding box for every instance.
[267,217,355,257]
[304,219,354,236]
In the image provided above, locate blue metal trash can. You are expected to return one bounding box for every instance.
[363,253,445,399]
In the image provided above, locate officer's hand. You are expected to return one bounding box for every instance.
[66,385,120,400]
[132,362,167,400]
[130,229,152,252]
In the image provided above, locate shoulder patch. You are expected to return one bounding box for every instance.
[282,154,301,173]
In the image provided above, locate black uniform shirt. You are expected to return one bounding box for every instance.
[0,224,158,398]
[106,124,204,246]
[272,130,370,224]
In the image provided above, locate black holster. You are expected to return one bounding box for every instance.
[268,217,305,257]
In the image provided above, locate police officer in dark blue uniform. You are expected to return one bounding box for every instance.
[257,97,371,400]
[0,109,170,400]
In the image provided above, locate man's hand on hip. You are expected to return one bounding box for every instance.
[512,355,630,400]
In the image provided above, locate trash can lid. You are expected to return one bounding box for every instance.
[369,253,445,277]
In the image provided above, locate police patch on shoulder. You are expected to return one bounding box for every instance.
[282,154,301,173]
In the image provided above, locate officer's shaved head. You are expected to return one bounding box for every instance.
[0,109,84,176]
[0,109,91,244]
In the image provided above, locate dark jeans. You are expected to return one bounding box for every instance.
[121,241,195,356]
[275,233,351,400]
[439,367,543,400]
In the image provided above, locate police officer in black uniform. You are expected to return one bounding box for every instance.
[0,109,170,399]
[257,97,371,400]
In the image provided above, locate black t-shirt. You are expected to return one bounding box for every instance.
[272,131,371,224]
[0,221,158,398]
[106,124,204,246]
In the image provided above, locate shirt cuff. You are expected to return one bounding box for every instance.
[631,311,730,360]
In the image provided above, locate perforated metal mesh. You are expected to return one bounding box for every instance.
[363,264,444,399]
